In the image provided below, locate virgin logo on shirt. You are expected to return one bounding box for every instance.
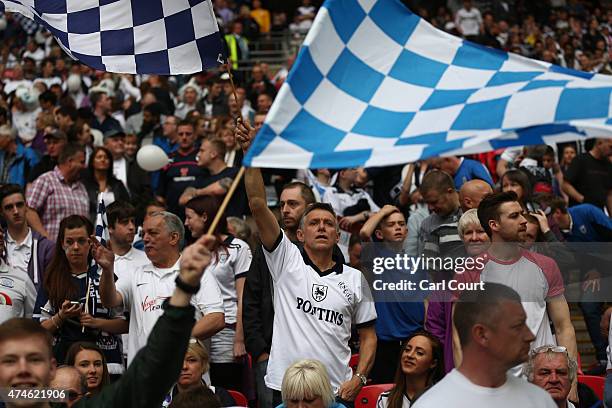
[312,284,328,302]
[0,292,13,306]
[141,295,168,312]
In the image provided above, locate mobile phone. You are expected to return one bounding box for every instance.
[70,301,81,305]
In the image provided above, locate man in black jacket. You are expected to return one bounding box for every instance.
[243,181,315,408]
[0,234,217,408]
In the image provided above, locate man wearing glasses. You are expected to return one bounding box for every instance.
[524,345,578,408]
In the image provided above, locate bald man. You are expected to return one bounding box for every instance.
[50,366,87,407]
[459,179,493,212]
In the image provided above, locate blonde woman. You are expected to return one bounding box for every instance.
[164,339,235,407]
[279,359,346,408]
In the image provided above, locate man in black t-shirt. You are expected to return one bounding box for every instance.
[156,121,207,218]
[563,138,612,213]
[179,138,248,217]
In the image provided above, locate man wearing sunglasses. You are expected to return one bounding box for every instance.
[524,345,578,408]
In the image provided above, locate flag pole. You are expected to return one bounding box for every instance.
[83,278,91,333]
[207,60,245,235]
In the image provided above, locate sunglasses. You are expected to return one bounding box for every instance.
[530,345,567,357]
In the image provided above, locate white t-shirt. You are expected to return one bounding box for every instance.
[113,246,149,359]
[113,246,149,280]
[412,369,557,408]
[116,257,225,365]
[455,7,483,36]
[0,261,37,323]
[6,228,32,278]
[263,232,377,392]
[113,157,129,192]
[206,236,252,324]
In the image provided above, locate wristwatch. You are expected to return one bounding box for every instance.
[355,372,367,386]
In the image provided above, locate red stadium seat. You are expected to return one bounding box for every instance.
[349,354,360,373]
[576,352,584,375]
[228,390,248,407]
[355,384,394,408]
[577,375,605,400]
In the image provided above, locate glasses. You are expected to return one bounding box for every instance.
[530,345,567,357]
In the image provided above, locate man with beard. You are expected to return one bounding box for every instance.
[476,192,577,399]
[413,283,557,407]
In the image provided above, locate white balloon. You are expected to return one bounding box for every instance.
[136,145,169,171]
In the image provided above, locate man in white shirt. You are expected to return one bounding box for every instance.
[455,0,483,38]
[237,119,377,406]
[99,211,225,365]
[524,345,578,408]
[413,283,557,408]
[0,184,54,288]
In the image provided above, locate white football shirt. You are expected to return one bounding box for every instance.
[0,261,36,324]
[206,236,252,324]
[263,232,377,392]
[116,256,224,365]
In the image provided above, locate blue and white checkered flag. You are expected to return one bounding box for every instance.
[95,199,110,246]
[0,0,225,74]
[243,0,612,169]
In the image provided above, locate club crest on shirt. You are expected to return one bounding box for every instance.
[180,167,189,177]
[312,284,328,302]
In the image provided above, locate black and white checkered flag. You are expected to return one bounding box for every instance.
[0,0,226,74]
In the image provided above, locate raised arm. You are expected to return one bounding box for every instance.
[87,235,217,408]
[90,237,124,308]
[235,119,280,250]
[359,205,399,241]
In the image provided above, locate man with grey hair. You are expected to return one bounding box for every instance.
[100,211,225,365]
[50,366,87,407]
[524,345,578,408]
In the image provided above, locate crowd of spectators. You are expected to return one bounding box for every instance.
[0,0,612,408]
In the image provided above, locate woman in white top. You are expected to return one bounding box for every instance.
[184,195,252,392]
[376,331,445,408]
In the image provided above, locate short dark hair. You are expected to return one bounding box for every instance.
[89,91,107,108]
[0,318,54,358]
[56,105,78,121]
[168,385,220,408]
[58,143,85,164]
[282,181,316,206]
[547,196,568,215]
[177,119,194,129]
[106,201,136,229]
[207,138,226,157]
[0,184,25,206]
[477,191,518,237]
[39,90,57,106]
[420,170,455,195]
[144,102,164,118]
[453,282,522,347]
[500,169,532,203]
[299,202,337,230]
